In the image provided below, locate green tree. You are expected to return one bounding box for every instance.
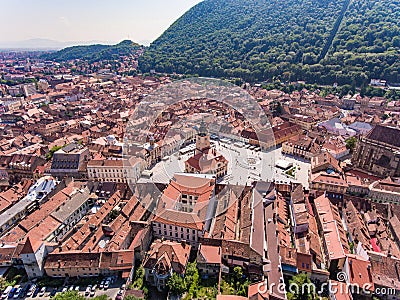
[108,209,120,222]
[167,272,186,296]
[54,291,86,300]
[185,262,199,288]
[184,262,200,299]
[345,137,357,152]
[233,266,243,283]
[46,145,63,160]
[93,295,111,300]
[0,277,7,290]
[93,296,111,300]
[131,265,145,289]
[287,274,316,300]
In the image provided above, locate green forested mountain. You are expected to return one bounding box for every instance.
[41,40,142,62]
[139,0,400,86]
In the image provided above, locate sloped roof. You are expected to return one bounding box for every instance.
[366,125,400,148]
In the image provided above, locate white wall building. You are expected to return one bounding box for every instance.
[87,157,143,184]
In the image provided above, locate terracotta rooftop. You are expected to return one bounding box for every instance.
[314,194,349,260]
[198,244,221,264]
[346,254,374,292]
[143,239,191,274]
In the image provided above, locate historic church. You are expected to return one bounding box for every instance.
[185,121,228,179]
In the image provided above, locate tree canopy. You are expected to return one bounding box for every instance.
[167,272,186,295]
[139,0,400,86]
[53,291,110,300]
[42,40,142,62]
[287,274,316,300]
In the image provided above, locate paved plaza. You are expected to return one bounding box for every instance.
[138,140,311,189]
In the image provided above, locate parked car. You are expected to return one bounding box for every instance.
[38,287,46,297]
[106,277,115,284]
[99,281,105,289]
[74,286,80,291]
[32,286,40,298]
[13,287,22,298]
[104,281,110,290]
[1,286,13,300]
[26,284,36,297]
[7,288,16,299]
[85,286,92,296]
[68,286,74,291]
[20,284,30,297]
[90,290,95,297]
[61,287,68,293]
[50,288,57,297]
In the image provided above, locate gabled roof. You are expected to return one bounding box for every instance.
[366,125,400,148]
[20,236,36,254]
[198,244,221,264]
[346,254,374,292]
[311,151,342,174]
[143,239,191,274]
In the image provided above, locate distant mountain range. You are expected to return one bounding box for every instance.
[0,38,116,50]
[40,40,143,62]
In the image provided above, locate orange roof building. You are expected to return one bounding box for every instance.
[152,173,217,248]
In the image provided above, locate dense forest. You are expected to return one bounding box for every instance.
[41,40,142,62]
[139,0,400,86]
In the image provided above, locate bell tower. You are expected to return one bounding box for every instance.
[195,120,211,155]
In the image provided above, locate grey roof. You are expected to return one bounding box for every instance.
[0,198,32,228]
[62,143,80,153]
[51,187,90,223]
[348,122,373,131]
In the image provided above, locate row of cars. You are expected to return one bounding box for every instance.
[1,284,45,299]
[1,276,118,299]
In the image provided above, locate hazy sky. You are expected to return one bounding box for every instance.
[0,0,203,45]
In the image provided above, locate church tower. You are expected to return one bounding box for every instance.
[195,120,211,155]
